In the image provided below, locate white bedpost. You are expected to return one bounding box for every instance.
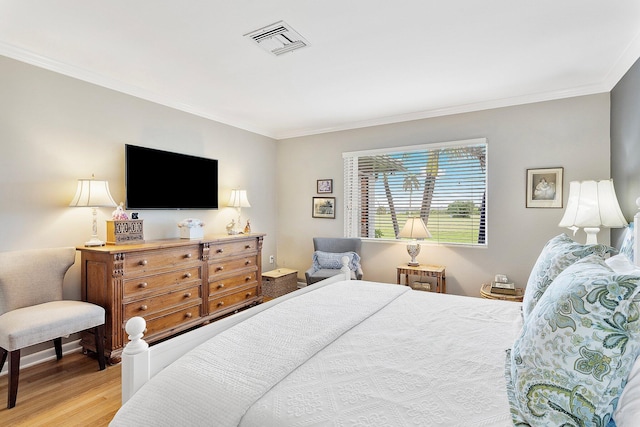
[121,316,150,404]
[340,255,351,280]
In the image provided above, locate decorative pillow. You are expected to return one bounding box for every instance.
[620,223,635,264]
[312,251,361,272]
[522,233,615,321]
[506,255,640,426]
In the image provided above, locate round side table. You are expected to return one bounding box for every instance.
[480,283,524,302]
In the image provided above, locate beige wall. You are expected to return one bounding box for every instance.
[0,55,278,303]
[276,94,613,296]
[0,53,615,360]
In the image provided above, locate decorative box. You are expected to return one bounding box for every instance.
[179,227,204,239]
[262,268,298,299]
[106,220,144,245]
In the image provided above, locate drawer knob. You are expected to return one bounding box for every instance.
[245,245,251,249]
[245,276,251,281]
[245,260,251,265]
[184,272,192,279]
[217,301,224,307]
[139,260,148,266]
[216,266,224,272]
[185,253,192,259]
[139,282,148,288]
[217,283,225,289]
[140,305,148,311]
[216,248,224,253]
[184,292,192,298]
[245,292,252,297]
[185,312,192,318]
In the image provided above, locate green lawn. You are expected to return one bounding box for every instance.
[373,211,482,244]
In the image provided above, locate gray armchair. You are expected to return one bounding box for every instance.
[305,237,363,285]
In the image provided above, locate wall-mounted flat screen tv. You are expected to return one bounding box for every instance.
[125,144,218,209]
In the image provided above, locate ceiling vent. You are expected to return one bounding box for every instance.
[244,21,309,56]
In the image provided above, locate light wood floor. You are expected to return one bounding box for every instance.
[0,351,121,426]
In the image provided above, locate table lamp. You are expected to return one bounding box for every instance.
[228,189,251,233]
[70,175,117,246]
[558,179,627,244]
[398,217,431,266]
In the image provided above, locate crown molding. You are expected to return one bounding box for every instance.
[0,41,277,139]
[1,40,634,142]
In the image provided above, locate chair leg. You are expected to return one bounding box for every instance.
[7,349,20,409]
[94,324,106,370]
[0,347,7,372]
[54,337,62,360]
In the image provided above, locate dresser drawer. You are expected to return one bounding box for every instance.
[123,266,202,298]
[208,240,258,260]
[142,303,201,338]
[208,255,257,280]
[208,285,259,314]
[208,272,257,297]
[124,245,200,277]
[124,285,201,318]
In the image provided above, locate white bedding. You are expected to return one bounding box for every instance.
[111,280,523,426]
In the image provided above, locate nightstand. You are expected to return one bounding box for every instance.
[480,283,524,302]
[397,264,446,293]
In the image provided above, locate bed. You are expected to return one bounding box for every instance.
[110,213,640,426]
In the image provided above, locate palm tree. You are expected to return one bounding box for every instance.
[359,155,406,237]
[403,173,420,216]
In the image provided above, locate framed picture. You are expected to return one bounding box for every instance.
[312,197,336,218]
[317,179,333,194]
[526,167,563,208]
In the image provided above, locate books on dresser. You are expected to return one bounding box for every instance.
[490,281,517,295]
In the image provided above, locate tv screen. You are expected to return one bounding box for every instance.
[125,144,218,209]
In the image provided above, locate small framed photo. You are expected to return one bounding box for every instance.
[526,167,563,208]
[317,179,333,194]
[312,197,336,218]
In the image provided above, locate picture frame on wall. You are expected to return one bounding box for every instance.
[526,167,563,208]
[317,179,333,194]
[312,197,336,218]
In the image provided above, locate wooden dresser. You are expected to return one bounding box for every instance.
[77,234,264,363]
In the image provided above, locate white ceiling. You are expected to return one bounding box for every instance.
[1,1,640,140]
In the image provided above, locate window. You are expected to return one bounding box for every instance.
[343,138,487,246]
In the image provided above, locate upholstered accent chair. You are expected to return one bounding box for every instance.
[305,237,363,285]
[0,247,106,409]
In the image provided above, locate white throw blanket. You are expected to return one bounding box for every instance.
[110,281,409,426]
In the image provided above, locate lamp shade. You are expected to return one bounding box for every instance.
[228,189,251,208]
[69,178,117,207]
[558,180,627,229]
[398,217,432,239]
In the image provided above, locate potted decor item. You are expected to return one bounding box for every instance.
[178,218,205,239]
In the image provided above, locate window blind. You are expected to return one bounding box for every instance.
[343,138,487,246]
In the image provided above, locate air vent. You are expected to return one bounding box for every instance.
[244,21,309,56]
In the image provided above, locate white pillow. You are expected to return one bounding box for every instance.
[614,356,640,426]
[606,254,640,275]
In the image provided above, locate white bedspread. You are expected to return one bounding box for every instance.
[111,281,523,426]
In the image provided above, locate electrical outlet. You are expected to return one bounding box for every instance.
[269,255,275,264]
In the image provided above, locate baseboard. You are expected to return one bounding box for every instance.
[0,339,82,377]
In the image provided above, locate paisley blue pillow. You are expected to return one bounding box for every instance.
[506,255,640,426]
[312,251,361,272]
[522,234,615,321]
